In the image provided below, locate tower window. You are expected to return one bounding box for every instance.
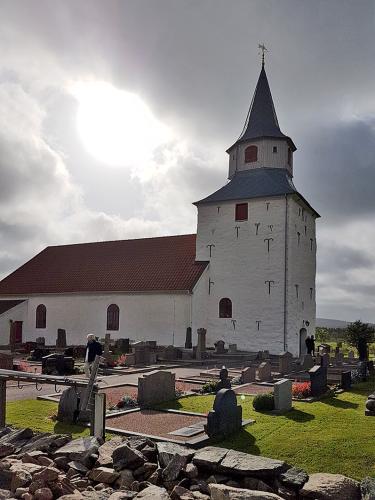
[219,298,232,318]
[36,304,46,329]
[273,146,277,153]
[235,203,248,221]
[107,304,120,331]
[244,145,257,163]
[288,148,292,165]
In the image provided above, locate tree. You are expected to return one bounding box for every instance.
[345,320,375,361]
[315,327,330,343]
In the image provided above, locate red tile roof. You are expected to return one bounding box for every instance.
[0,234,208,295]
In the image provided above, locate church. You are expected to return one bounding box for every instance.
[0,60,319,357]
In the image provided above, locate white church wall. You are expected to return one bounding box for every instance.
[196,196,288,353]
[7,293,191,347]
[228,139,293,178]
[286,197,317,356]
[0,301,29,345]
[191,266,210,343]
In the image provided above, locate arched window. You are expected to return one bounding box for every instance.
[36,304,46,329]
[107,304,120,331]
[219,298,232,318]
[244,145,258,163]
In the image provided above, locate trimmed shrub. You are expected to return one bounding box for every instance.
[201,380,219,394]
[252,392,274,411]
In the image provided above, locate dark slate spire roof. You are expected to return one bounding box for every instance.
[194,168,320,217]
[228,64,296,152]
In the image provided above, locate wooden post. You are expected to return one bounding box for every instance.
[0,378,6,428]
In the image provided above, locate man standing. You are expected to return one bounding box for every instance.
[84,334,103,377]
[305,335,312,355]
[310,335,316,356]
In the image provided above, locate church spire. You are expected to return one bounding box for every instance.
[228,55,296,152]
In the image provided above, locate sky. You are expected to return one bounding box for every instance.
[0,0,375,322]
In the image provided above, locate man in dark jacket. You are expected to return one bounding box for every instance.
[84,334,103,377]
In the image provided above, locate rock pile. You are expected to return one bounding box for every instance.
[0,427,371,499]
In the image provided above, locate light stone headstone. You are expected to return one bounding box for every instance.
[196,328,207,360]
[258,361,272,382]
[228,344,237,353]
[138,370,175,408]
[241,366,256,383]
[274,378,293,412]
[215,340,226,354]
[279,351,293,375]
[205,388,242,439]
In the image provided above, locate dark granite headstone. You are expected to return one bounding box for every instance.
[309,365,327,397]
[56,329,67,349]
[341,371,352,390]
[358,361,368,381]
[214,340,226,354]
[216,367,231,391]
[185,327,192,349]
[365,392,375,416]
[205,388,242,439]
[116,338,130,354]
[42,353,74,375]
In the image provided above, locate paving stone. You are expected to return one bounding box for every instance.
[300,473,360,499]
[192,447,228,471]
[218,450,287,478]
[209,484,283,499]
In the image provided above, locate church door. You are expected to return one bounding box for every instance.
[299,328,307,356]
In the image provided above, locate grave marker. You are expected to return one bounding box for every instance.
[279,351,293,375]
[185,327,192,349]
[228,344,237,353]
[138,370,175,408]
[309,365,327,397]
[196,328,207,360]
[341,371,351,390]
[258,361,272,382]
[274,379,292,412]
[215,340,226,354]
[56,329,67,349]
[241,366,256,383]
[205,388,242,439]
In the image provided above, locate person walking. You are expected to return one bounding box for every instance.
[84,334,103,377]
[310,334,316,356]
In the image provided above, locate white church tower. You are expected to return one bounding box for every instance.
[193,57,320,357]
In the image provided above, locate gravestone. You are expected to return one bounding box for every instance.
[309,365,327,397]
[216,367,231,391]
[205,388,242,439]
[0,352,14,370]
[258,361,272,382]
[301,354,314,371]
[319,343,331,354]
[279,351,293,375]
[341,371,352,390]
[163,345,179,361]
[138,370,175,407]
[228,344,237,353]
[116,338,130,354]
[241,366,256,383]
[42,353,74,375]
[124,352,135,366]
[56,329,67,349]
[133,343,151,365]
[274,379,293,412]
[365,392,375,416]
[196,328,207,360]
[358,361,368,380]
[185,327,192,349]
[57,386,85,423]
[320,353,330,367]
[214,340,226,354]
[347,350,355,361]
[36,337,45,347]
[367,360,374,375]
[334,349,344,366]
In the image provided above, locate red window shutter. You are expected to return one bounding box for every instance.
[235,203,248,221]
[245,145,258,163]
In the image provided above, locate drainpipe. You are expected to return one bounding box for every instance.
[283,194,289,351]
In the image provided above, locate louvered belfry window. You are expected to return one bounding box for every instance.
[36,304,46,329]
[107,304,120,331]
[244,145,258,163]
[219,298,232,318]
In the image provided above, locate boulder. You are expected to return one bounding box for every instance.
[0,469,13,490]
[0,444,16,458]
[34,487,53,500]
[115,469,135,489]
[68,461,89,474]
[192,447,228,472]
[218,450,287,478]
[300,473,360,499]
[88,467,120,484]
[171,485,194,499]
[242,477,274,492]
[134,485,170,499]
[361,477,375,500]
[157,442,194,468]
[33,466,60,483]
[279,467,309,490]
[163,454,189,482]
[184,463,198,479]
[112,445,145,471]
[133,463,158,480]
[108,492,137,499]
[54,437,100,463]
[209,484,283,499]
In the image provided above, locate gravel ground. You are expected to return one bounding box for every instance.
[106,409,206,441]
[234,383,273,395]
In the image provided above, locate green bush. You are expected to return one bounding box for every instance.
[252,392,275,411]
[201,380,219,394]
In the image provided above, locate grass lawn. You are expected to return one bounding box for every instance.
[6,400,90,438]
[159,379,375,480]
[326,341,375,359]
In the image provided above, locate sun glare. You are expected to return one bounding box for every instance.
[69,81,171,166]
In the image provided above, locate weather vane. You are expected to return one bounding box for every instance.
[258,43,268,67]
